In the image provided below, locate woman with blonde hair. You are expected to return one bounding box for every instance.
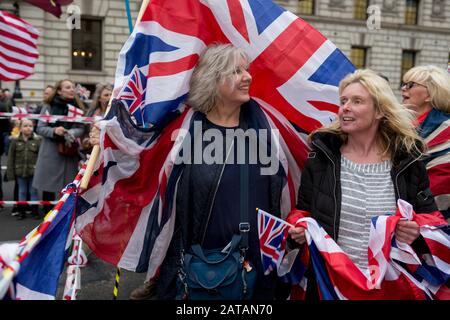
[288,69,438,299]
[81,84,113,155]
[401,65,450,219]
[87,83,113,117]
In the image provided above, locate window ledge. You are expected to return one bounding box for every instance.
[67,69,108,76]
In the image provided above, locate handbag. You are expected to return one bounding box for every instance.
[57,141,79,157]
[179,235,256,300]
[177,146,256,300]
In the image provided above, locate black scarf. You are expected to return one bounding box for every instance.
[49,95,81,130]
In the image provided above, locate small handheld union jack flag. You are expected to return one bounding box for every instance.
[75,84,90,101]
[257,209,292,275]
[116,65,147,126]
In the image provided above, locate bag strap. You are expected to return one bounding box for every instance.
[239,141,250,251]
[190,234,242,263]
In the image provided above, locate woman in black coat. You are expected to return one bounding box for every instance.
[288,70,437,298]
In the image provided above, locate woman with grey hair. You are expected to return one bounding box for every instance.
[89,44,293,300]
[161,43,287,300]
[125,43,289,300]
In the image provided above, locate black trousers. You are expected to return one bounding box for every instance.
[42,191,56,215]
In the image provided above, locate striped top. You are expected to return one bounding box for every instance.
[338,155,397,272]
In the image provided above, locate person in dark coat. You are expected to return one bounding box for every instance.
[32,79,86,216]
[89,44,289,300]
[287,69,438,299]
[6,119,41,219]
[0,88,13,208]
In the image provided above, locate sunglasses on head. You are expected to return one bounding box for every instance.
[401,81,426,89]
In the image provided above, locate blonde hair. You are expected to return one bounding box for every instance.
[88,83,113,115]
[316,69,424,157]
[403,65,450,113]
[187,44,249,114]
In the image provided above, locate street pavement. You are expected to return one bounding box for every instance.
[0,156,147,300]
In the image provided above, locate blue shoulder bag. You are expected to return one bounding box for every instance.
[177,153,256,300]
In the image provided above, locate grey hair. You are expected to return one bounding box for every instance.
[186,44,249,114]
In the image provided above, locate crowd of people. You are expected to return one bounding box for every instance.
[0,44,449,300]
[0,82,113,219]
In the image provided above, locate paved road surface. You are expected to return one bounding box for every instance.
[1,156,147,300]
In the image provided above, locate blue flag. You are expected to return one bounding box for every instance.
[14,188,76,300]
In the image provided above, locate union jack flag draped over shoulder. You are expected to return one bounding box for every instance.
[418,109,450,219]
[76,0,354,278]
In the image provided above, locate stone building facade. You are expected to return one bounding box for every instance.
[0,0,448,99]
[277,0,450,91]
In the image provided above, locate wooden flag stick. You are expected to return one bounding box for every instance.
[80,0,150,190]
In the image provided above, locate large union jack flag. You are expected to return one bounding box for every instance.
[113,0,354,132]
[76,0,353,279]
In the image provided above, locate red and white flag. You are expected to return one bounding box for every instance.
[0,10,40,81]
[12,106,28,114]
[67,104,84,117]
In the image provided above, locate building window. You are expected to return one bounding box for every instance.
[354,0,368,20]
[401,50,416,82]
[72,17,102,71]
[405,0,419,25]
[350,47,367,69]
[298,0,314,15]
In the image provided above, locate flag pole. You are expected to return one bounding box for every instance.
[124,0,133,34]
[80,0,150,190]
